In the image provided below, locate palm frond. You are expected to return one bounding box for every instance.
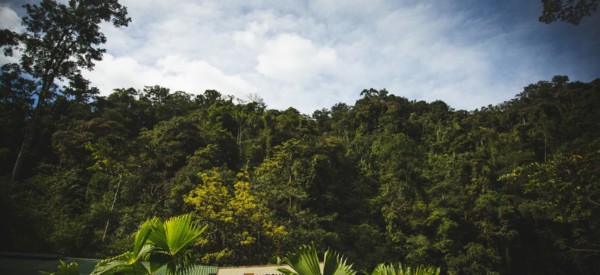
[278,245,322,275]
[165,213,207,255]
[91,252,140,275]
[323,249,356,275]
[371,263,396,275]
[41,260,80,275]
[371,263,440,275]
[91,214,207,275]
[133,218,158,256]
[149,213,207,256]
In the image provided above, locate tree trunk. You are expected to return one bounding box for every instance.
[11,63,59,181]
[11,127,34,182]
[11,88,49,182]
[102,174,122,242]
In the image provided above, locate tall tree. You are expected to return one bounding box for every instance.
[0,0,130,181]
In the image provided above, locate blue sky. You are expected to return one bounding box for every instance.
[1,0,599,114]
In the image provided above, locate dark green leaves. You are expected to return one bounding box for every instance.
[539,0,599,24]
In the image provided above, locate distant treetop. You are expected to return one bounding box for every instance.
[540,0,599,24]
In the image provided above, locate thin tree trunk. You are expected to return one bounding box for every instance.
[101,220,111,244]
[11,126,34,182]
[544,130,547,163]
[102,174,122,242]
[11,87,51,182]
[11,44,66,182]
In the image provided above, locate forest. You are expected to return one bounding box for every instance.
[2,76,600,274]
[1,0,600,274]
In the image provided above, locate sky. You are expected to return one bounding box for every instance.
[1,0,599,114]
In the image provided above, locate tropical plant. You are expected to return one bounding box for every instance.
[278,244,356,275]
[146,214,207,274]
[370,263,440,275]
[41,260,80,275]
[91,213,207,275]
[91,218,154,274]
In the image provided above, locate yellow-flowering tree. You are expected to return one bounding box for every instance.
[184,169,287,265]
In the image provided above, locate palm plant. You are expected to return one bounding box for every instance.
[146,214,207,274]
[92,219,155,274]
[41,260,81,275]
[278,245,356,275]
[370,263,440,275]
[92,213,207,275]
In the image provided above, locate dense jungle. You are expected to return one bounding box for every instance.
[2,76,600,274]
[1,0,599,274]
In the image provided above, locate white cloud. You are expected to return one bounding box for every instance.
[66,0,598,113]
[0,6,24,65]
[155,55,256,94]
[233,21,269,48]
[256,33,337,83]
[83,54,255,97]
[0,6,22,32]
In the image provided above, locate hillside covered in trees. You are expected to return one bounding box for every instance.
[1,74,600,274]
[2,0,600,274]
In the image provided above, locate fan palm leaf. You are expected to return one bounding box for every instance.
[278,245,322,275]
[148,213,207,256]
[323,249,356,275]
[278,245,356,275]
[91,214,206,275]
[371,263,440,275]
[147,213,207,274]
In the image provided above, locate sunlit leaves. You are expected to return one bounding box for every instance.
[92,214,205,275]
[184,169,287,265]
[278,244,356,275]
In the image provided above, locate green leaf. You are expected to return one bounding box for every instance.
[279,245,322,275]
[323,249,355,275]
[41,260,80,275]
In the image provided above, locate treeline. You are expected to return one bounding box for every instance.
[1,76,599,274]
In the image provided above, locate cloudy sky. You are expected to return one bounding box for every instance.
[1,0,599,114]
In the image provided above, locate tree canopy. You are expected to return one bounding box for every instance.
[540,0,599,24]
[1,76,599,274]
[0,0,130,181]
[1,1,600,274]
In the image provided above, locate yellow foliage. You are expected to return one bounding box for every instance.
[183,168,287,262]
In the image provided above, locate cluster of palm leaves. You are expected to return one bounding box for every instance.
[370,263,440,275]
[41,260,81,275]
[46,215,440,275]
[277,245,355,275]
[278,244,440,275]
[91,213,206,275]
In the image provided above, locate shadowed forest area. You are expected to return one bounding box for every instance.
[1,0,600,274]
[1,76,600,274]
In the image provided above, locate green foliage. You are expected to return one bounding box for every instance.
[2,69,600,274]
[1,0,130,181]
[41,260,81,275]
[278,245,356,275]
[371,263,440,275]
[277,245,441,275]
[499,147,600,273]
[91,213,206,275]
[539,0,599,24]
[184,169,287,265]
